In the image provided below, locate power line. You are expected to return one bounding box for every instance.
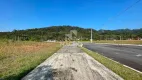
[102,0,141,27]
[115,0,141,18]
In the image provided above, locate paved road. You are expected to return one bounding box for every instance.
[83,43,142,72]
[22,44,123,80]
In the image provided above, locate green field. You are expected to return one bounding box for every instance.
[80,47,142,80]
[0,41,61,80]
[94,40,142,45]
[80,40,142,45]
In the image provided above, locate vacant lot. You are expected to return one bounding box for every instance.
[0,41,61,80]
[95,40,142,45]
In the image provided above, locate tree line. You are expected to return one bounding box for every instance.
[0,25,142,41]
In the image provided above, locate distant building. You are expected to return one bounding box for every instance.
[46,40,56,42]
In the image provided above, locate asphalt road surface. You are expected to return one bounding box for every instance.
[83,43,142,72]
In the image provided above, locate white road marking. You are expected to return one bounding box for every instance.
[115,53,119,54]
[135,54,142,57]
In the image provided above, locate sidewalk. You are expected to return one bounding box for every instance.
[22,44,123,80]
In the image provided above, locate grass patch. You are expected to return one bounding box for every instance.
[0,41,61,80]
[80,47,142,80]
[94,40,142,45]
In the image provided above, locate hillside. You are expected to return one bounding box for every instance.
[0,25,142,41]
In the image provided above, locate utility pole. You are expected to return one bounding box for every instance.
[120,36,121,40]
[81,36,82,41]
[90,28,93,43]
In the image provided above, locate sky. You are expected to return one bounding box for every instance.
[0,0,142,32]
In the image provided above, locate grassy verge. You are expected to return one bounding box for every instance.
[0,41,61,80]
[94,40,142,45]
[80,47,142,80]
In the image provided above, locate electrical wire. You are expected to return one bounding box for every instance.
[101,0,141,27]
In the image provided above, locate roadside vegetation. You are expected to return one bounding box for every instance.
[80,47,142,80]
[0,26,142,41]
[94,40,142,45]
[0,41,61,80]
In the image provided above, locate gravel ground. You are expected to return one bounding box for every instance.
[22,44,123,80]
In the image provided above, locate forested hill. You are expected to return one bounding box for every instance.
[0,25,142,41]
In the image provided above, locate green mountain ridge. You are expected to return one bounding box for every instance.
[0,26,142,41]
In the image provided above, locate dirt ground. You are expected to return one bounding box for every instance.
[22,44,123,80]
